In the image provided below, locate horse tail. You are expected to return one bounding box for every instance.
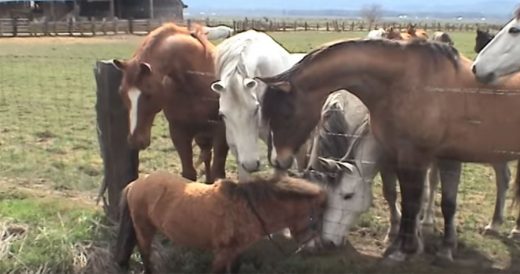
[515,161,520,208]
[114,185,137,269]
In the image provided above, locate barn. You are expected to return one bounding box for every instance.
[0,0,188,20]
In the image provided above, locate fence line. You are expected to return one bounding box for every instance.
[0,17,505,37]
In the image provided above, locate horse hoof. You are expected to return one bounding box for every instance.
[483,225,500,236]
[508,229,520,240]
[435,248,454,263]
[384,250,407,263]
[421,224,435,235]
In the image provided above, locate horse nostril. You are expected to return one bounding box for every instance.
[255,160,260,169]
[471,65,477,74]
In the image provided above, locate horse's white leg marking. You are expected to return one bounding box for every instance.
[128,88,141,135]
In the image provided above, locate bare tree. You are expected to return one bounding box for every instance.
[361,4,383,30]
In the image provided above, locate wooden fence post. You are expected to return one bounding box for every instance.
[12,17,17,37]
[326,21,329,31]
[94,61,140,221]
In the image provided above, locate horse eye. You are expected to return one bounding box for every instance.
[509,27,520,34]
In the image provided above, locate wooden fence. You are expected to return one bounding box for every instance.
[94,61,139,221]
[0,17,504,37]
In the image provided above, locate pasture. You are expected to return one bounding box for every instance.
[0,31,519,273]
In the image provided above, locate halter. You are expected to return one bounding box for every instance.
[243,189,321,256]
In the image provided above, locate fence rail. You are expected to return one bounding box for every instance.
[0,17,505,37]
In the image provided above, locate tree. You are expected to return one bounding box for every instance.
[361,4,383,30]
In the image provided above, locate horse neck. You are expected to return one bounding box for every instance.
[294,45,405,109]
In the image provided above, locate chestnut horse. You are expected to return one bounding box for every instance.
[114,171,327,273]
[258,39,520,262]
[113,23,228,183]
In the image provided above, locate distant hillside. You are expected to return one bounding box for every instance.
[186,0,519,18]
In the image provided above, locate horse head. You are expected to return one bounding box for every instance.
[257,76,322,171]
[113,59,163,150]
[212,72,263,173]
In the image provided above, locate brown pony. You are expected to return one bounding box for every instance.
[114,171,327,273]
[113,23,228,183]
[258,39,520,262]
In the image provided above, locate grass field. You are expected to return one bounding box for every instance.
[0,31,519,273]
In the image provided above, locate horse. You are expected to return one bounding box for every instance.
[299,90,404,249]
[203,25,234,40]
[419,34,515,240]
[112,23,228,183]
[473,8,520,82]
[211,30,307,180]
[366,28,386,40]
[114,171,327,274]
[258,38,520,262]
[430,31,454,46]
[474,29,494,53]
[386,24,428,41]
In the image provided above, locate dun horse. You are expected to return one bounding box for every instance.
[114,171,327,273]
[113,23,228,183]
[259,39,520,262]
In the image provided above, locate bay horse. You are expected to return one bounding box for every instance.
[211,30,307,180]
[258,38,520,262]
[112,23,228,183]
[473,8,520,82]
[114,171,327,274]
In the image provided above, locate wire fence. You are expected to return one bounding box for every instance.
[1,34,519,272]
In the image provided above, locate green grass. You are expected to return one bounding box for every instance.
[0,31,519,273]
[0,184,105,273]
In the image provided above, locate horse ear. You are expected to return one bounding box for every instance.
[255,77,291,93]
[336,161,354,173]
[211,80,225,93]
[112,59,126,71]
[139,62,152,76]
[317,157,338,172]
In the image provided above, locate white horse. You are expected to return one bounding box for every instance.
[472,8,520,82]
[366,28,386,40]
[211,30,306,180]
[203,25,234,40]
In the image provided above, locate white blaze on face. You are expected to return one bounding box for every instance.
[128,88,141,135]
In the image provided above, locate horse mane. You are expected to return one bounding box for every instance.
[134,23,213,59]
[316,94,352,161]
[215,34,255,78]
[267,39,460,83]
[219,176,323,204]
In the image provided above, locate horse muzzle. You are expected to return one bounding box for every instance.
[127,134,151,150]
[240,160,261,173]
[471,64,496,84]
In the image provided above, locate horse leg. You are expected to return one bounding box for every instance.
[436,159,462,262]
[169,126,197,181]
[211,249,239,274]
[511,210,520,239]
[133,218,156,274]
[422,161,439,228]
[210,122,229,181]
[385,152,428,262]
[381,164,400,243]
[484,161,510,234]
[195,135,213,184]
